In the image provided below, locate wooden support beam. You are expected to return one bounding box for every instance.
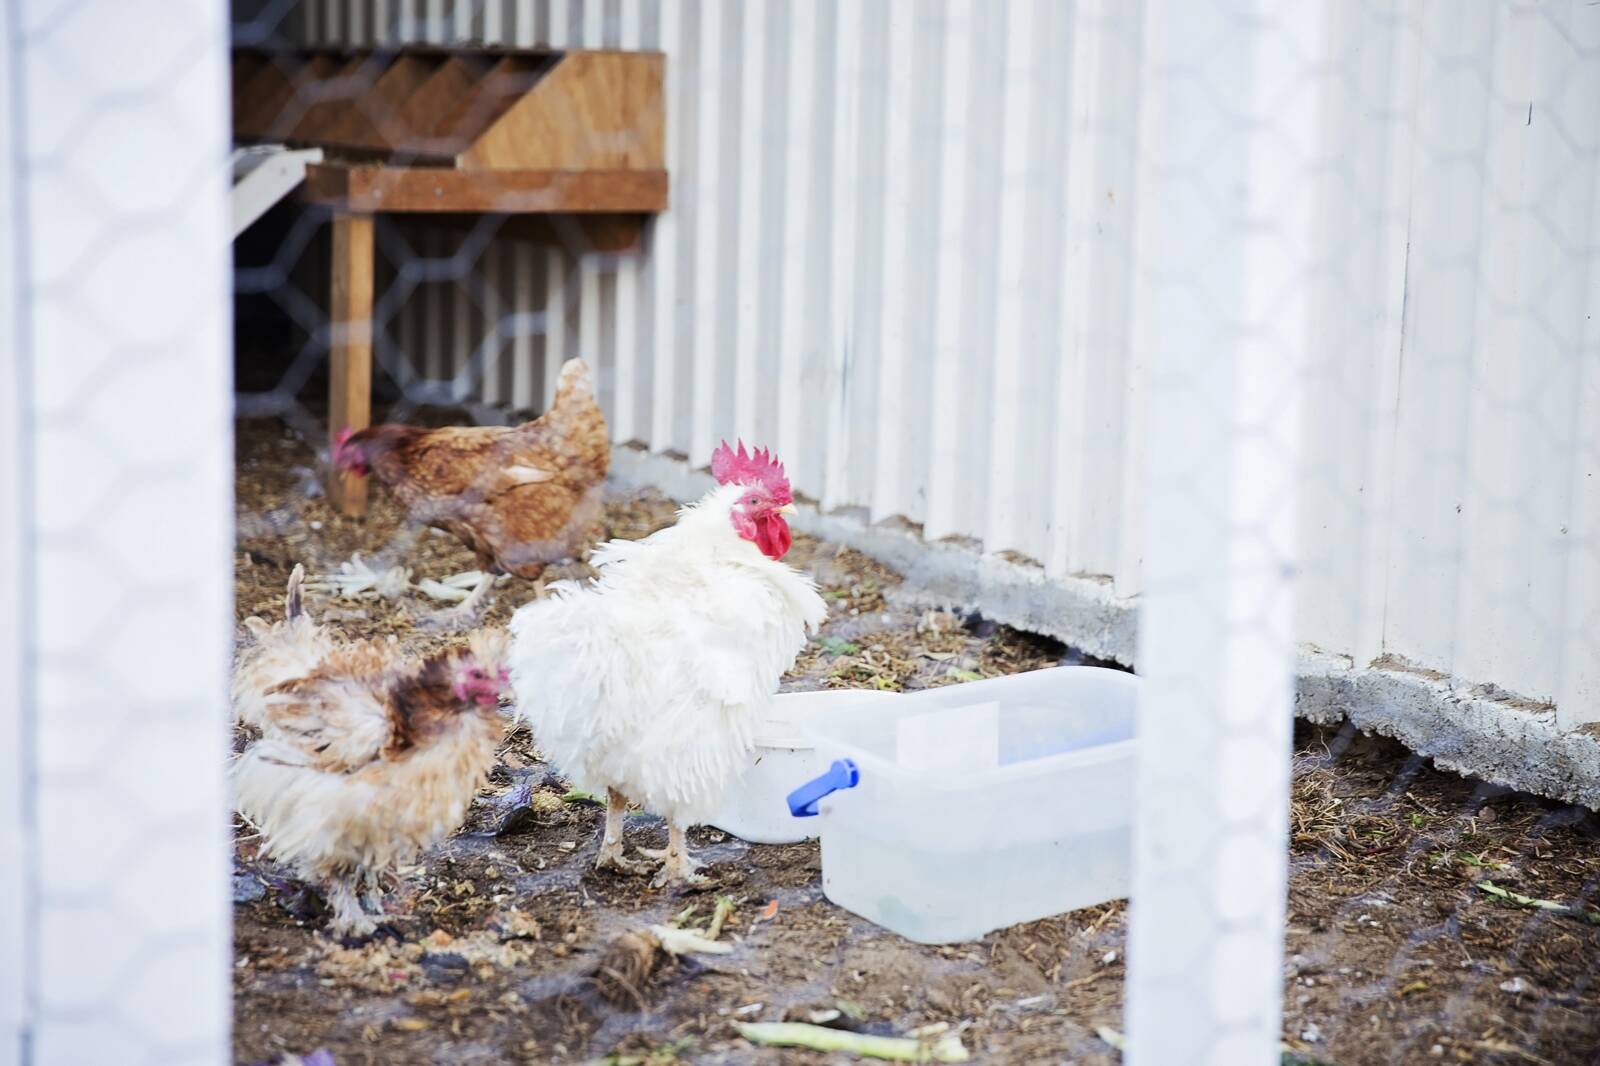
[302,163,668,213]
[424,212,650,254]
[329,212,374,515]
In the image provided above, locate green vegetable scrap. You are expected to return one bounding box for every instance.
[819,636,861,656]
[1476,881,1600,925]
[735,1022,969,1063]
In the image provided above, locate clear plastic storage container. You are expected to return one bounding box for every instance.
[710,690,900,845]
[786,666,1139,944]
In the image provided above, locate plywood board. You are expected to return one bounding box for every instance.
[320,53,443,153]
[458,51,663,171]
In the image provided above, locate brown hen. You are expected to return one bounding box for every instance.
[333,357,609,614]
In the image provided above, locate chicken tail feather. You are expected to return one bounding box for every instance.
[286,563,306,622]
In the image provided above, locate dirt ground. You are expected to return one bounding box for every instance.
[232,418,1600,1066]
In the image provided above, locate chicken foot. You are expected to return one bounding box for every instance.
[324,875,376,938]
[595,788,647,874]
[641,823,708,888]
[450,571,497,617]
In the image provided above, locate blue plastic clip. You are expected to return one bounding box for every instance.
[786,758,860,817]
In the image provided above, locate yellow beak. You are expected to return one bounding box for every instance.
[779,503,798,516]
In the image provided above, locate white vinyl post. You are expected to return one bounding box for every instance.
[6,1,234,1063]
[1124,2,1324,1063]
[2,5,27,1063]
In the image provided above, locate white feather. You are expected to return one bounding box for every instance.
[504,463,555,484]
[232,614,336,731]
[232,717,497,879]
[508,483,828,826]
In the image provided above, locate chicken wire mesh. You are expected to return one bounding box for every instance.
[1123,3,1313,1060]
[7,0,1600,1063]
[1133,2,1600,1062]
[4,0,235,1064]
[228,3,1600,1062]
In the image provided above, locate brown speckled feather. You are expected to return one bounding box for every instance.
[234,635,507,886]
[346,359,609,577]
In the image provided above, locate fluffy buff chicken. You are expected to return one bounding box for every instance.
[331,357,609,614]
[508,441,827,885]
[233,565,511,935]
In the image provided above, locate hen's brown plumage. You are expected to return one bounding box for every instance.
[337,358,609,580]
[233,568,510,936]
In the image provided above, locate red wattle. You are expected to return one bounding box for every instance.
[754,514,792,560]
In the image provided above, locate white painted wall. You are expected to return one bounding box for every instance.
[276,0,1600,727]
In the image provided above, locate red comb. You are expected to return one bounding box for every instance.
[711,439,792,505]
[335,426,357,447]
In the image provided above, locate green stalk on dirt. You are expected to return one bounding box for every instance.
[1477,881,1600,925]
[735,1022,969,1063]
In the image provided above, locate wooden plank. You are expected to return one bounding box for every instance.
[428,212,649,253]
[320,53,442,152]
[231,51,268,102]
[237,55,344,143]
[236,44,571,61]
[233,58,297,140]
[287,55,372,143]
[459,51,664,170]
[387,55,497,159]
[329,213,374,515]
[302,163,668,213]
[430,55,552,154]
[233,49,662,170]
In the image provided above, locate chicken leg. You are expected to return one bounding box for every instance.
[324,875,376,938]
[642,823,706,888]
[450,571,496,617]
[359,870,388,915]
[595,788,646,873]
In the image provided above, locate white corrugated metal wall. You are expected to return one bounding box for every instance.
[282,0,1600,728]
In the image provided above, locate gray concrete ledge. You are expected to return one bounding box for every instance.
[1297,650,1600,809]
[609,446,1600,810]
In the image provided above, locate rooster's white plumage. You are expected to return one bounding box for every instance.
[508,441,826,883]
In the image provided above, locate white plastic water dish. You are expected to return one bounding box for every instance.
[788,666,1140,944]
[710,689,901,845]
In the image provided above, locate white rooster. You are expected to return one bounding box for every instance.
[508,441,827,885]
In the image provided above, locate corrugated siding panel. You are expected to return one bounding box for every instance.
[285,0,1600,724]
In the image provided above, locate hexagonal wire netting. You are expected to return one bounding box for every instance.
[8,0,1600,1063]
[1131,3,1600,1062]
[6,0,235,1063]
[238,5,1600,1063]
